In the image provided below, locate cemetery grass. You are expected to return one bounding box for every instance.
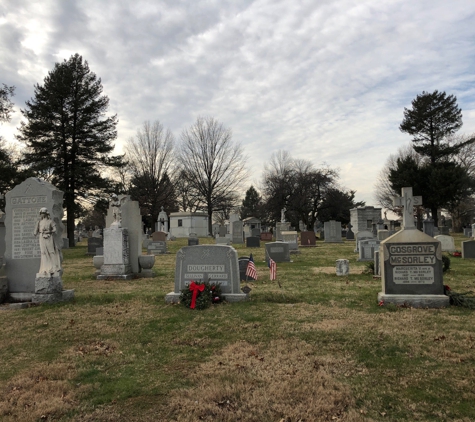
[0,236,473,421]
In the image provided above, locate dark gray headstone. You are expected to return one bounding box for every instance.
[265,241,290,264]
[462,240,475,259]
[238,257,256,281]
[166,245,247,302]
[232,221,244,244]
[423,219,435,237]
[147,240,167,255]
[219,225,227,237]
[345,224,354,240]
[246,237,260,248]
[87,237,103,255]
[251,228,261,237]
[188,236,199,246]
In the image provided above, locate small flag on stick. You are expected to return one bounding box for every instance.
[268,257,277,281]
[246,253,258,280]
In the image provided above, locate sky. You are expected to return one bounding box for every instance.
[1,0,475,206]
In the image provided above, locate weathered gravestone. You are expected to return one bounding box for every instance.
[216,236,231,245]
[219,225,227,237]
[147,241,167,255]
[87,237,103,256]
[300,231,316,246]
[354,230,373,253]
[464,227,472,237]
[439,226,450,236]
[358,239,380,261]
[377,230,390,241]
[251,228,261,238]
[238,256,257,281]
[378,187,448,308]
[281,231,299,252]
[246,237,260,248]
[166,245,248,303]
[275,222,290,241]
[232,221,244,244]
[423,217,435,237]
[265,242,290,264]
[434,235,455,252]
[462,239,475,259]
[5,178,74,302]
[336,259,349,276]
[98,225,133,279]
[324,220,343,243]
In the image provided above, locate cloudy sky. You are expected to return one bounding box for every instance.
[1,0,475,206]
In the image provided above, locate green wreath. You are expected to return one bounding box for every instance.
[180,281,223,310]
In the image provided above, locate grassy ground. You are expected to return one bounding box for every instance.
[0,234,474,421]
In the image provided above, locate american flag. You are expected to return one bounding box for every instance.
[246,254,258,280]
[268,257,277,280]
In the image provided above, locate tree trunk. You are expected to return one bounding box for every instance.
[432,206,438,228]
[65,192,76,247]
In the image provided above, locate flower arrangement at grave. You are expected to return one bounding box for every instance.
[180,281,223,310]
[450,250,462,257]
[444,285,475,309]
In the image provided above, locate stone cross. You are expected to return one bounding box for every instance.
[392,187,422,230]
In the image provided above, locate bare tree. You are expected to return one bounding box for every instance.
[125,120,177,228]
[177,116,248,235]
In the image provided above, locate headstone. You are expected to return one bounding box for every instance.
[138,255,155,278]
[0,211,6,258]
[324,220,343,243]
[265,242,291,264]
[377,230,390,241]
[300,231,316,246]
[96,247,103,256]
[238,257,257,281]
[232,221,244,244]
[335,259,349,276]
[358,239,380,261]
[62,238,70,249]
[151,231,167,242]
[147,241,167,255]
[434,235,455,252]
[4,178,72,301]
[188,233,199,246]
[251,228,261,238]
[423,218,435,237]
[439,226,450,236]
[87,237,103,256]
[216,237,231,245]
[275,222,290,241]
[464,228,472,237]
[374,250,381,276]
[246,237,260,248]
[462,239,475,259]
[281,231,299,252]
[354,230,373,253]
[345,223,355,240]
[97,222,133,280]
[219,225,227,237]
[260,232,272,241]
[378,187,448,308]
[166,245,248,303]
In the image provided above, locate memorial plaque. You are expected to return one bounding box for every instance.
[147,240,167,255]
[246,236,260,248]
[5,178,64,296]
[265,242,290,264]
[166,245,247,303]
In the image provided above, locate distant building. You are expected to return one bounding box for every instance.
[169,212,208,238]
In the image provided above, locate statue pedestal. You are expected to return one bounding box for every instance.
[31,272,74,303]
[97,226,133,280]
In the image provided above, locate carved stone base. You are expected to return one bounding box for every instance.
[377,293,450,308]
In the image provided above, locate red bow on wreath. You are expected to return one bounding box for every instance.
[189,281,205,309]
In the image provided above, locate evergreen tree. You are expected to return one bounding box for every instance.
[240,185,261,220]
[18,54,124,246]
[398,90,475,225]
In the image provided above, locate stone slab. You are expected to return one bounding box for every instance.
[377,293,449,308]
[462,239,475,259]
[324,220,343,243]
[300,231,316,246]
[147,241,167,255]
[245,237,260,248]
[87,237,103,255]
[434,235,455,252]
[265,242,290,264]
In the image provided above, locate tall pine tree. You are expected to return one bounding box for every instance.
[18,54,124,246]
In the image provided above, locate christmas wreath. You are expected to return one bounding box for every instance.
[180,281,223,310]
